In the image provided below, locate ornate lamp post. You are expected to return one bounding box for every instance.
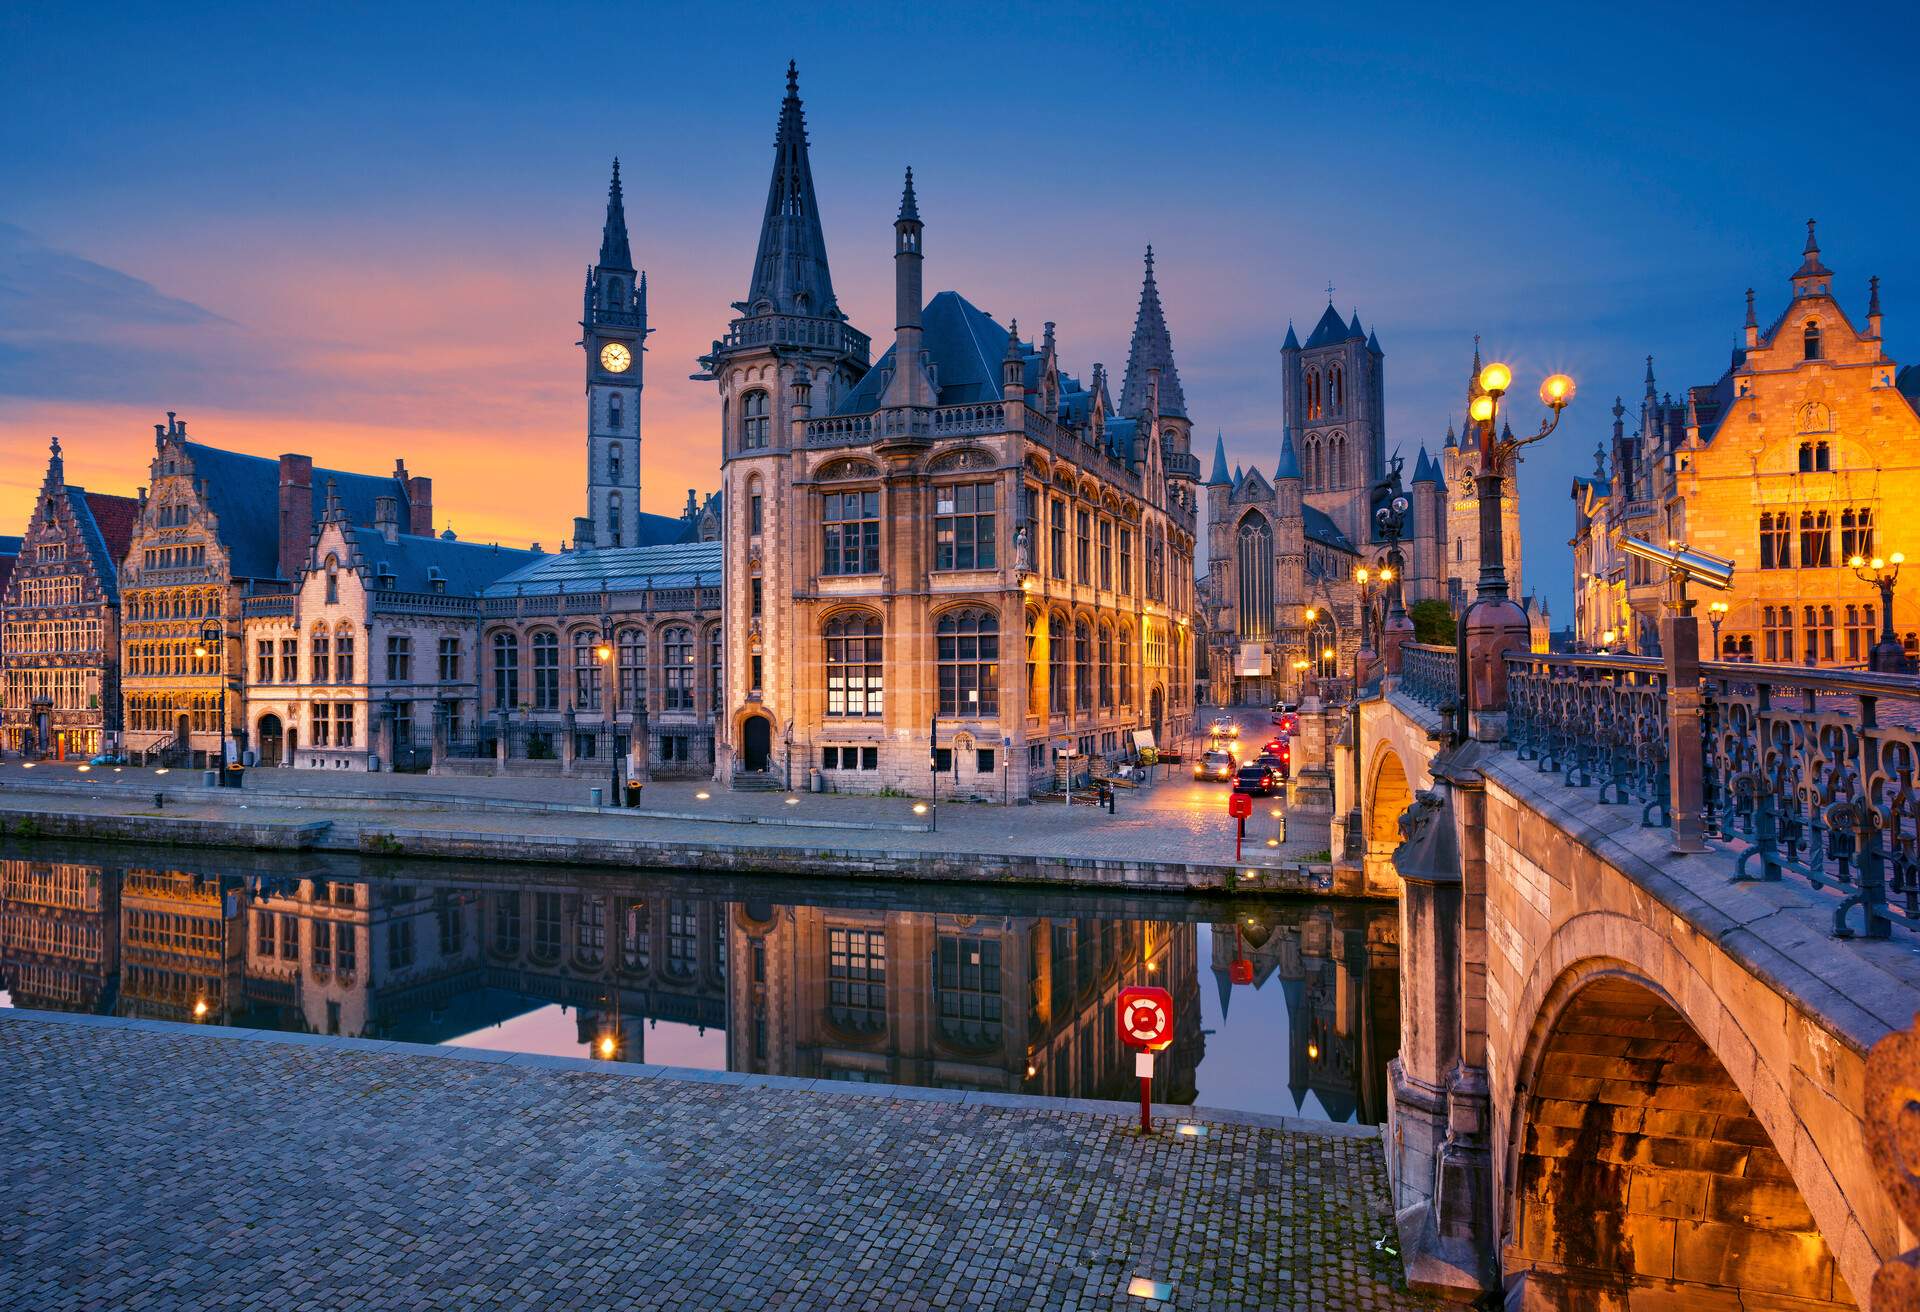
[595,625,620,804]
[1600,627,1618,656]
[1707,601,1729,659]
[193,620,237,785]
[1462,360,1575,737]
[1849,551,1909,673]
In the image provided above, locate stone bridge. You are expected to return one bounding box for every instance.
[1347,641,1920,1309]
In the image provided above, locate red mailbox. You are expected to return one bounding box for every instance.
[1226,792,1253,820]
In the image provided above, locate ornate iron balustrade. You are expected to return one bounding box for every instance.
[1505,652,1920,938]
[240,595,294,617]
[719,314,871,361]
[1399,643,1458,710]
[804,415,873,445]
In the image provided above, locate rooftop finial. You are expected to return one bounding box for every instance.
[50,434,61,457]
[1744,287,1756,328]
[786,59,798,97]
[1326,280,1336,304]
[897,166,919,222]
[1644,355,1656,395]
[1870,274,1882,317]
[1145,243,1155,273]
[1805,218,1818,255]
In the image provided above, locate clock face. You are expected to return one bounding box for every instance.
[599,342,632,374]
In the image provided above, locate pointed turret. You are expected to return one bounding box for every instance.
[599,159,634,271]
[1367,326,1382,356]
[1644,355,1657,400]
[1413,446,1437,484]
[1792,218,1833,297]
[880,167,934,412]
[1347,309,1365,339]
[1119,245,1187,419]
[1282,321,1300,352]
[1233,464,1245,490]
[1275,427,1301,482]
[743,62,841,319]
[1207,432,1231,486]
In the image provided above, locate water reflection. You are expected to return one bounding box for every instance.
[0,846,1399,1122]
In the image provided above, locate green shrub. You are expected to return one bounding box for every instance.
[1408,599,1456,646]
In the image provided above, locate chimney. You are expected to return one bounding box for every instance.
[374,495,400,544]
[278,454,314,582]
[406,475,433,535]
[573,515,597,550]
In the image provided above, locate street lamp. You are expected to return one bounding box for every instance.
[1707,601,1729,658]
[1600,628,1617,655]
[595,625,620,804]
[1849,551,1909,672]
[1469,362,1575,603]
[194,620,237,785]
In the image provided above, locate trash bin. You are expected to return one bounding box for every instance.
[227,764,245,789]
[625,780,644,808]
[590,786,604,807]
[809,767,824,794]
[202,770,218,788]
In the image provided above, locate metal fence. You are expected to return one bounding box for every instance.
[1399,643,1459,711]
[1503,653,1920,939]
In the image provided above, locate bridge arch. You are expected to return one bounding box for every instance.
[1502,939,1861,1308]
[1363,742,1414,893]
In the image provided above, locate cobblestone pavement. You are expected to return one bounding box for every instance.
[0,1013,1432,1311]
[0,712,1329,868]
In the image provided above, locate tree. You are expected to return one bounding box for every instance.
[1409,599,1456,646]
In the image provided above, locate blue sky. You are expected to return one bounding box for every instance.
[4,1,1917,613]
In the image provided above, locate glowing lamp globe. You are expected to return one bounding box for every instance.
[1895,552,1907,566]
[1872,558,1886,571]
[1850,555,1866,569]
[595,643,613,663]
[1355,567,1370,584]
[1469,395,1496,423]
[1479,361,1513,396]
[1540,373,1576,408]
[1381,567,1395,582]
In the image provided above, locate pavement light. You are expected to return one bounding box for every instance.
[155,768,169,775]
[912,803,928,814]
[76,765,90,773]
[1175,1124,1208,1138]
[694,791,710,800]
[1265,839,1278,847]
[21,762,33,769]
[1127,1277,1173,1300]
[783,796,799,806]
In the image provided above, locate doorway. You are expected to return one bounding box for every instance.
[257,714,283,767]
[742,715,772,772]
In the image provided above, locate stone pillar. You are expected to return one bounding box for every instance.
[429,704,448,775]
[1662,595,1704,854]
[494,710,510,771]
[561,708,577,774]
[1381,611,1415,676]
[1461,597,1529,742]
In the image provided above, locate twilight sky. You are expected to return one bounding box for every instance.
[4,2,1917,616]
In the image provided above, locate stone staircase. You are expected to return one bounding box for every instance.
[729,771,783,792]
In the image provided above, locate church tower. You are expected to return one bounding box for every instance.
[1283,299,1385,548]
[583,159,648,548]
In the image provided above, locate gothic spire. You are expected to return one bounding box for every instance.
[1792,218,1832,290]
[1644,355,1657,398]
[1744,287,1757,330]
[742,62,841,319]
[1119,245,1187,420]
[1275,426,1301,481]
[1207,432,1230,486]
[599,158,634,272]
[898,166,919,222]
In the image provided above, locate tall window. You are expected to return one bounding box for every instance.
[324,561,339,605]
[1117,625,1132,707]
[1118,527,1133,595]
[1073,620,1092,713]
[531,631,560,710]
[827,927,886,1034]
[1048,612,1068,715]
[707,627,722,715]
[334,626,354,683]
[310,631,331,685]
[386,634,412,682]
[607,492,622,544]
[936,935,1002,1048]
[609,395,623,432]
[1841,507,1874,561]
[1236,512,1275,639]
[618,628,644,707]
[1307,368,1322,421]
[662,626,694,711]
[1025,611,1042,717]
[608,442,622,480]
[1763,605,1794,662]
[1847,604,1877,663]
[1759,513,1792,569]
[1097,623,1113,709]
[280,638,297,682]
[492,632,519,709]
[255,641,273,684]
[824,614,883,717]
[1804,320,1822,361]
[1800,510,1832,569]
[1076,509,1092,583]
[573,631,601,711]
[438,636,459,681]
[1049,499,1066,579]
[1331,362,1344,412]
[1309,618,1338,678]
[937,609,998,717]
[1804,604,1836,664]
[1098,520,1112,589]
[741,390,770,449]
[933,482,996,570]
[822,491,880,575]
[747,475,763,535]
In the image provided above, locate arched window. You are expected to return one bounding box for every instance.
[1048,611,1069,716]
[333,623,354,683]
[607,491,622,544]
[531,630,560,709]
[1306,369,1322,421]
[937,609,999,717]
[1332,363,1344,413]
[1073,619,1092,713]
[746,474,764,536]
[1097,623,1114,709]
[609,394,623,432]
[573,630,601,711]
[741,390,770,450]
[492,631,520,709]
[1117,625,1132,707]
[824,614,883,717]
[661,626,694,711]
[608,444,622,484]
[1236,512,1275,639]
[617,627,644,708]
[1025,610,1043,717]
[621,901,651,973]
[310,626,331,685]
[324,557,339,605]
[707,626,723,715]
[1803,320,1822,361]
[1309,617,1338,678]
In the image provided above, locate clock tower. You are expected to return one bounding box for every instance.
[583,159,648,548]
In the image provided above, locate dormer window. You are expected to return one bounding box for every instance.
[1804,320,1823,361]
[324,558,339,605]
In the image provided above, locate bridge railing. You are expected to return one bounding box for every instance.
[1504,652,1920,939]
[1399,643,1459,710]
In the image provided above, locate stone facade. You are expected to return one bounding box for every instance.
[0,439,139,758]
[1573,222,1920,661]
[703,70,1197,798]
[240,496,536,771]
[119,413,431,768]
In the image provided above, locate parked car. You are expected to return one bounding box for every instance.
[1193,748,1237,781]
[1232,763,1278,797]
[87,753,126,766]
[1256,745,1291,779]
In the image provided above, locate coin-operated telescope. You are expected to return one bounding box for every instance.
[1621,537,1735,606]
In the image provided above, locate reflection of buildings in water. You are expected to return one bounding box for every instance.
[473,888,728,1062]
[0,858,119,1012]
[117,868,244,1023]
[1209,904,1399,1123]
[731,905,1201,1102]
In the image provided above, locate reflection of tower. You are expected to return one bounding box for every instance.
[0,857,120,1012]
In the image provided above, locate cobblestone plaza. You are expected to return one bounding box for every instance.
[0,1011,1429,1311]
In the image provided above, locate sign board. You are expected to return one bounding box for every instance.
[1118,985,1175,1051]
[1226,792,1253,820]
[1237,642,1271,677]
[1131,729,1157,753]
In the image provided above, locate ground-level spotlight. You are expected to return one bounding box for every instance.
[783,796,800,806]
[1126,1277,1172,1301]
[694,790,710,800]
[912,803,928,815]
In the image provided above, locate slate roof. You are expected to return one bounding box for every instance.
[1281,322,1300,351]
[743,64,841,319]
[1302,304,1350,350]
[1412,448,1438,485]
[636,511,699,547]
[1207,434,1230,485]
[68,489,140,605]
[356,530,540,597]
[1275,428,1301,481]
[183,442,411,583]
[1900,364,1920,408]
[835,291,1015,413]
[1303,506,1355,553]
[484,541,722,599]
